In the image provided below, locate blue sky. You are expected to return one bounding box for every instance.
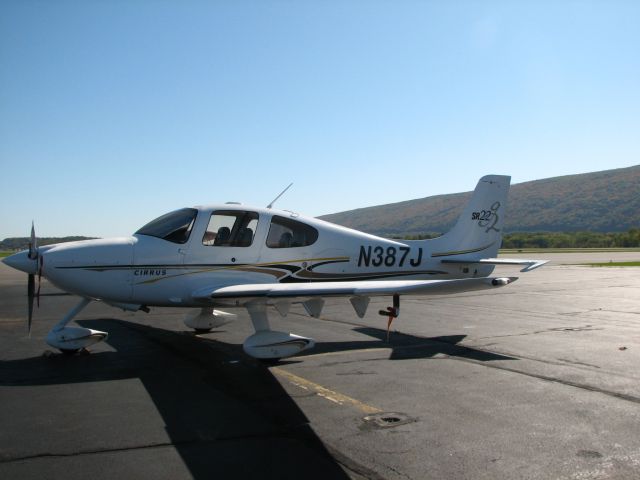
[1,1,638,238]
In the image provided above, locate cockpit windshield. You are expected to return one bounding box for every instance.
[135,208,198,244]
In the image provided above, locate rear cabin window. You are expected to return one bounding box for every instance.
[202,211,258,247]
[136,208,197,244]
[266,215,318,248]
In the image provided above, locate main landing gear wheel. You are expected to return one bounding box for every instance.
[184,308,236,333]
[193,328,212,334]
[60,348,80,355]
[242,303,315,360]
[258,357,282,365]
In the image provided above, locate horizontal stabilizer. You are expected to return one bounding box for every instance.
[441,258,548,272]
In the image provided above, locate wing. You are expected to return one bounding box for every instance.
[440,258,548,272]
[191,276,517,318]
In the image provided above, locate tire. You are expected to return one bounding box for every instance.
[60,348,79,355]
[258,358,281,365]
[194,328,212,334]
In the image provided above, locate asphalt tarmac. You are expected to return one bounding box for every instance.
[1,253,640,479]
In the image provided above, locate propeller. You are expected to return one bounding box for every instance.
[27,222,39,337]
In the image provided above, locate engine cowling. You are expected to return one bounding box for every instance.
[243,331,315,359]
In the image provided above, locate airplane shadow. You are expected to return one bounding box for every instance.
[0,319,349,480]
[302,326,516,362]
[0,319,515,479]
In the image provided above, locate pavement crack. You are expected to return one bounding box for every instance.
[387,336,640,405]
[450,355,640,405]
[555,358,601,369]
[324,443,388,480]
[383,464,414,480]
[0,440,183,464]
[476,324,603,340]
[0,431,311,465]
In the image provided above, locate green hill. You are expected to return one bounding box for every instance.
[320,165,640,235]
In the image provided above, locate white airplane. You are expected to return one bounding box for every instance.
[3,175,546,360]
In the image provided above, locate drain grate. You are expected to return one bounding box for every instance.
[362,412,414,429]
[381,416,401,424]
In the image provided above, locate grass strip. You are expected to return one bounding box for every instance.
[500,248,640,254]
[583,262,640,267]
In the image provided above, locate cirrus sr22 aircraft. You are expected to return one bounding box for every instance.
[4,175,546,360]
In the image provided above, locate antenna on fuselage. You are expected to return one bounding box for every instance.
[266,182,293,209]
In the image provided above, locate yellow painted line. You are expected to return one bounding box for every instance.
[272,367,382,414]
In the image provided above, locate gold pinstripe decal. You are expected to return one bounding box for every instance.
[430,242,495,258]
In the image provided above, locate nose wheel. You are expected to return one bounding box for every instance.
[45,298,109,353]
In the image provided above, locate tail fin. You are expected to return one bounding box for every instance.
[428,175,511,259]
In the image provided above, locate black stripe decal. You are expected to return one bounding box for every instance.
[308,259,350,270]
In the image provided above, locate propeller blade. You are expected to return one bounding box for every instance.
[28,221,38,260]
[36,256,43,308]
[27,273,35,337]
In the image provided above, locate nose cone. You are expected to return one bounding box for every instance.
[2,250,38,274]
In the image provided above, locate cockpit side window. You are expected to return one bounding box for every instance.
[266,216,318,248]
[202,210,259,247]
[135,208,197,244]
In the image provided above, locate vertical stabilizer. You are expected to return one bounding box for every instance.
[428,175,511,260]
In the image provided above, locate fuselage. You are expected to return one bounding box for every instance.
[5,203,495,308]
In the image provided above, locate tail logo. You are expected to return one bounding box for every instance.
[472,201,501,233]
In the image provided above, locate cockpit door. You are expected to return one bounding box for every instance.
[183,210,265,283]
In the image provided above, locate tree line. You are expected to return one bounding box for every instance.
[501,229,640,249]
[0,237,95,251]
[393,228,640,249]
